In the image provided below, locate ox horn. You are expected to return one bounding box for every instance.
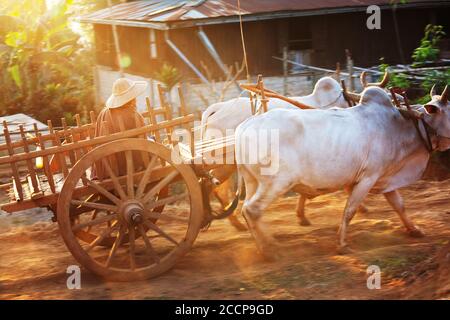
[430,84,437,99]
[360,71,390,88]
[341,79,361,102]
[441,85,448,104]
[345,91,361,102]
[360,71,368,87]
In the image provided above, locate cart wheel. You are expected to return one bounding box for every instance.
[70,186,169,248]
[57,139,203,281]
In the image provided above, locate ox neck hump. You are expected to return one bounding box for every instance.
[360,87,393,107]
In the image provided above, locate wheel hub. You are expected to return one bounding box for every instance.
[120,201,145,226]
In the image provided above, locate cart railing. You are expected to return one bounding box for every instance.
[0,84,196,206]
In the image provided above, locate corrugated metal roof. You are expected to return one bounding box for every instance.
[80,0,447,29]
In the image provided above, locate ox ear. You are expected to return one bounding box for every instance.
[424,104,441,114]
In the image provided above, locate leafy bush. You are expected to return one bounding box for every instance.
[379,59,410,88]
[379,24,449,104]
[412,24,446,66]
[153,63,182,91]
[0,0,96,126]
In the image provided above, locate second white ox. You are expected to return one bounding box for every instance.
[235,86,450,257]
[201,76,352,141]
[202,76,355,229]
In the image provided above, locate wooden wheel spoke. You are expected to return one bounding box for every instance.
[82,176,121,206]
[86,221,119,252]
[129,226,136,270]
[146,193,188,210]
[141,170,179,204]
[136,155,158,199]
[144,209,189,223]
[86,209,99,232]
[58,139,203,280]
[71,199,117,212]
[125,151,134,199]
[101,159,127,200]
[137,225,160,263]
[144,220,179,246]
[105,226,126,268]
[72,212,117,232]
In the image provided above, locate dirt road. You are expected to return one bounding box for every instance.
[0,179,449,300]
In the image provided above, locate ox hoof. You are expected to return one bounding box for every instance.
[337,245,354,255]
[407,228,425,238]
[299,218,311,226]
[358,205,369,214]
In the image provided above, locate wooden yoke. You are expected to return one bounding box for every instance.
[240,75,315,110]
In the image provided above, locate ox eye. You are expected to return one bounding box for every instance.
[424,104,440,114]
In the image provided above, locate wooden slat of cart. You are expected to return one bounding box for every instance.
[0,122,94,153]
[70,127,83,161]
[74,113,87,158]
[47,120,69,177]
[0,115,194,166]
[61,118,77,168]
[1,157,222,214]
[157,84,173,144]
[145,97,161,143]
[34,125,56,194]
[2,121,24,201]
[158,84,173,121]
[87,111,97,155]
[18,125,42,198]
[70,126,88,186]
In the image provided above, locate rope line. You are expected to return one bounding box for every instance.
[237,0,250,82]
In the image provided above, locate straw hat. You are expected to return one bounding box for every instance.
[106,78,148,109]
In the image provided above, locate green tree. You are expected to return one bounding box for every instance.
[0,0,118,125]
[379,24,449,104]
[153,63,182,92]
[412,24,446,66]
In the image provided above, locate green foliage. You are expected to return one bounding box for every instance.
[0,0,107,125]
[153,63,182,91]
[412,24,446,66]
[416,69,450,104]
[379,24,449,105]
[389,0,408,5]
[379,59,410,88]
[411,25,450,104]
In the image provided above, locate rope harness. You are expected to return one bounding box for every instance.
[390,87,438,153]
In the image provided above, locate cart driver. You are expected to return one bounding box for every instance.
[92,78,149,180]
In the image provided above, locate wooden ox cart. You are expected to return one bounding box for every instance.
[0,85,236,281]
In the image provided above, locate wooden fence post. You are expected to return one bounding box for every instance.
[345,49,355,92]
[282,46,288,96]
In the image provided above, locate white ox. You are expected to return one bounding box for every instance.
[201,76,367,230]
[201,76,352,141]
[235,86,450,257]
